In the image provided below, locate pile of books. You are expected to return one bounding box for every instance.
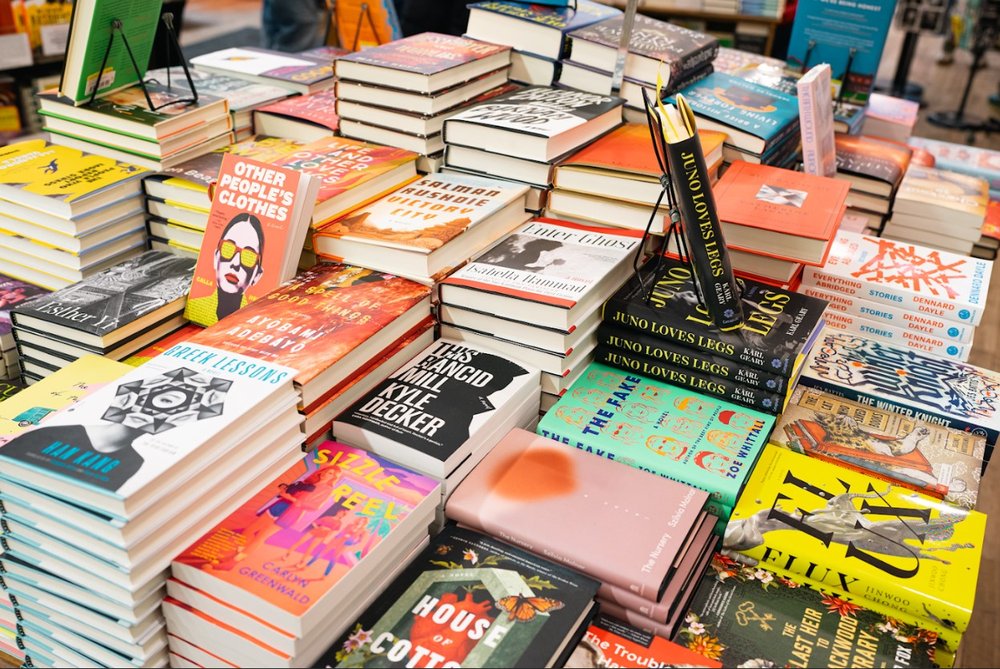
[0,140,148,291]
[882,164,989,255]
[976,199,1000,260]
[560,13,718,122]
[910,135,1000,200]
[9,250,194,381]
[253,88,340,144]
[0,343,305,667]
[0,274,47,380]
[443,85,624,215]
[800,231,992,361]
[190,46,336,97]
[465,0,620,87]
[334,32,513,174]
[438,218,643,412]
[862,92,919,143]
[834,133,913,234]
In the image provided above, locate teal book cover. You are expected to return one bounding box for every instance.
[536,361,774,509]
[671,72,799,144]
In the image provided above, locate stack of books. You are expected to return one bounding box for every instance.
[539,360,774,535]
[740,0,786,18]
[800,232,993,361]
[975,199,1000,260]
[190,46,336,97]
[0,274,47,380]
[598,255,829,414]
[447,427,718,640]
[465,0,620,86]
[910,135,1000,200]
[438,218,644,411]
[882,164,989,255]
[9,250,195,381]
[334,32,513,173]
[711,161,850,285]
[0,588,22,667]
[561,13,718,122]
[834,134,913,234]
[549,122,725,232]
[165,443,440,667]
[0,342,305,668]
[443,85,624,214]
[334,337,541,525]
[39,84,234,171]
[187,262,433,445]
[862,92,919,143]
[253,88,340,144]
[0,139,148,291]
[670,71,800,167]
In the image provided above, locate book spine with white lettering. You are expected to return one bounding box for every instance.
[594,345,783,414]
[800,285,974,344]
[598,322,790,395]
[822,309,971,362]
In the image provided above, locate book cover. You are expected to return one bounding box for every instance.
[908,136,1000,191]
[800,231,993,326]
[256,89,340,132]
[447,428,709,600]
[895,164,989,218]
[983,200,1000,242]
[186,263,430,393]
[184,153,315,328]
[40,83,228,132]
[0,341,296,503]
[172,443,438,620]
[537,361,773,509]
[145,67,290,114]
[834,134,913,192]
[160,135,305,191]
[0,275,48,336]
[316,172,527,256]
[713,47,786,75]
[319,524,600,668]
[443,85,622,139]
[336,336,536,460]
[675,553,938,668]
[722,446,987,636]
[773,386,984,509]
[866,92,919,127]
[469,0,620,36]
[568,13,718,80]
[797,64,837,178]
[731,62,800,96]
[571,613,722,668]
[191,47,333,87]
[821,305,973,362]
[798,328,1000,453]
[0,354,129,445]
[335,32,509,78]
[123,324,203,366]
[603,256,829,377]
[12,250,194,336]
[440,218,643,310]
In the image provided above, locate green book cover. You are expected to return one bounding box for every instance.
[536,361,773,509]
[62,0,164,103]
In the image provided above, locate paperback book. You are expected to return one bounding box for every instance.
[573,613,722,668]
[191,47,334,94]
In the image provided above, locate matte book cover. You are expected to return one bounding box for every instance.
[570,613,721,668]
[537,361,773,509]
[773,386,984,509]
[446,428,709,600]
[895,164,989,217]
[161,135,305,192]
[908,136,1000,191]
[0,276,48,336]
[834,134,912,193]
[256,89,340,133]
[40,84,229,132]
[12,250,194,336]
[335,32,508,78]
[192,47,333,87]
[318,524,600,668]
[603,256,829,377]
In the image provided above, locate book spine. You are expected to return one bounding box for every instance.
[796,66,836,178]
[800,265,985,327]
[598,321,789,394]
[663,63,714,96]
[595,345,783,414]
[676,43,719,80]
[797,73,820,176]
[800,285,974,344]
[822,310,970,361]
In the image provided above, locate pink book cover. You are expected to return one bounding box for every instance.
[445,428,708,601]
[257,89,340,132]
[865,92,918,126]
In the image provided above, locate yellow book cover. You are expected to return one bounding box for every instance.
[0,354,130,445]
[723,445,986,639]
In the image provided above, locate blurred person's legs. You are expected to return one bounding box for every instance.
[262,0,327,52]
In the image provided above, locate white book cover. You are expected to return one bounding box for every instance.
[797,64,836,178]
[0,343,296,504]
[822,308,971,361]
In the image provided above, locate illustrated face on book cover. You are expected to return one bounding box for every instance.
[0,368,230,492]
[192,213,264,324]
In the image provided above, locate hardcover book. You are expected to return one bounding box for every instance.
[834,134,913,197]
[800,231,993,326]
[798,328,1000,458]
[171,443,439,637]
[863,93,919,143]
[254,88,340,136]
[191,47,334,93]
[603,256,829,377]
[675,553,937,668]
[187,263,431,408]
[570,613,722,668]
[184,153,319,327]
[893,164,988,226]
[908,136,1000,192]
[537,361,773,510]
[773,386,984,509]
[0,275,48,338]
[317,524,600,668]
[123,324,203,366]
[722,446,987,640]
[447,428,711,600]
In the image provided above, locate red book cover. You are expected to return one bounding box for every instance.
[560,123,726,177]
[256,89,339,133]
[569,613,721,668]
[983,200,1000,242]
[335,32,508,77]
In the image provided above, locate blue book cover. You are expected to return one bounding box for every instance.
[468,0,620,34]
[785,0,895,104]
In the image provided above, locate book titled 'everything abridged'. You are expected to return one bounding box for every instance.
[317,524,600,668]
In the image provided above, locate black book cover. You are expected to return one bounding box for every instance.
[313,524,600,668]
[594,345,783,414]
[11,251,194,336]
[602,256,828,377]
[597,321,789,395]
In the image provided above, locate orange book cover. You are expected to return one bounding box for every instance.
[983,200,1000,241]
[560,122,725,177]
[184,153,314,327]
[570,614,721,668]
